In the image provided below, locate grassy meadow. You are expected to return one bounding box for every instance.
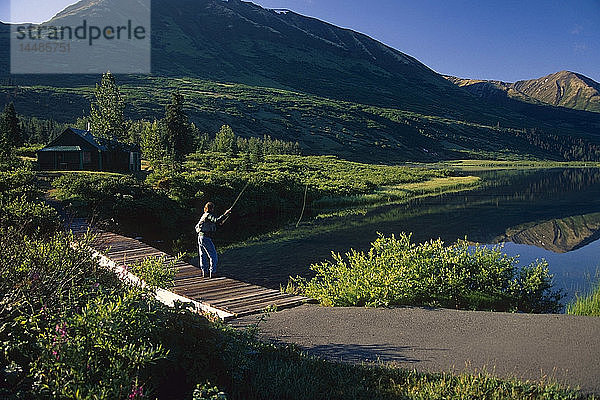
[49,152,480,255]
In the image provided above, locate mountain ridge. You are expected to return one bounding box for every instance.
[446,71,600,113]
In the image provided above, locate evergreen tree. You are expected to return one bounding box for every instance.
[164,91,191,161]
[248,136,264,163]
[89,71,128,143]
[0,116,9,159]
[140,120,166,164]
[196,131,211,153]
[212,125,237,156]
[1,103,22,148]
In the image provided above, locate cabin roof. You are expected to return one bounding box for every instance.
[69,128,108,151]
[39,145,82,152]
[40,128,140,153]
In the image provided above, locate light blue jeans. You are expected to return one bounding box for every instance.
[198,235,218,275]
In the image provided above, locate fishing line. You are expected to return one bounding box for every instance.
[296,181,309,228]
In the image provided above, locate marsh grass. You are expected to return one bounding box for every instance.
[567,283,600,316]
[313,176,480,211]
[429,159,600,171]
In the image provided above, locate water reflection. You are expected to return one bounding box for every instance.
[222,168,600,300]
[495,213,600,253]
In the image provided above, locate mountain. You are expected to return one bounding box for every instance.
[43,0,481,120]
[513,71,600,113]
[446,71,600,113]
[1,1,600,162]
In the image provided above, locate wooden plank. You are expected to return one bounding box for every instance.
[227,295,309,312]
[174,277,230,289]
[97,235,142,244]
[181,280,254,295]
[175,269,206,279]
[107,244,161,253]
[203,287,282,304]
[97,234,136,242]
[108,252,165,262]
[180,282,253,298]
[171,262,191,269]
[77,221,312,320]
[216,293,295,309]
[103,245,151,254]
[173,268,204,277]
[213,292,293,309]
[196,285,274,301]
[172,276,207,286]
[233,298,309,316]
[117,252,166,263]
[230,296,309,313]
[106,244,155,254]
[174,265,201,273]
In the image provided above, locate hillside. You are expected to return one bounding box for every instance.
[43,0,478,119]
[1,1,600,162]
[446,71,600,113]
[0,76,558,163]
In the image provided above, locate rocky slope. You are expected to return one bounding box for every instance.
[446,71,600,113]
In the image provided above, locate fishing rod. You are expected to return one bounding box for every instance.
[219,180,250,225]
[229,180,251,211]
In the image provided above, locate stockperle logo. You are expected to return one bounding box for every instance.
[10,0,151,74]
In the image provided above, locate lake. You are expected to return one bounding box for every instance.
[221,168,600,304]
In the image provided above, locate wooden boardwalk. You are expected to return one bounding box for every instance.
[70,220,311,319]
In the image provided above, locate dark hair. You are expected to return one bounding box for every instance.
[204,202,214,212]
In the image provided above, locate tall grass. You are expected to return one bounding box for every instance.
[567,283,600,316]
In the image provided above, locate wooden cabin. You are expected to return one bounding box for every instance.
[37,128,141,173]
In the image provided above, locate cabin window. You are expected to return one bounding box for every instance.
[83,151,91,164]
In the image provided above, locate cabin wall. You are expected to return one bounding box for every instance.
[38,151,81,170]
[38,152,56,170]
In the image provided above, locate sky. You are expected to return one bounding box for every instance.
[1,0,598,82]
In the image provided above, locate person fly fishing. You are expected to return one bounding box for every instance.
[195,181,249,278]
[196,202,231,278]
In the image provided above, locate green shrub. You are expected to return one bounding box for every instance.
[0,167,39,202]
[1,228,122,397]
[0,196,61,237]
[567,282,600,316]
[15,144,44,158]
[290,233,563,313]
[31,291,168,399]
[52,172,185,243]
[192,382,228,400]
[128,256,177,289]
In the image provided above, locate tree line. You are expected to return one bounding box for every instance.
[4,71,600,164]
[81,72,301,164]
[510,128,600,162]
[0,72,300,164]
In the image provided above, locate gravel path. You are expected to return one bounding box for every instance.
[232,305,600,393]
